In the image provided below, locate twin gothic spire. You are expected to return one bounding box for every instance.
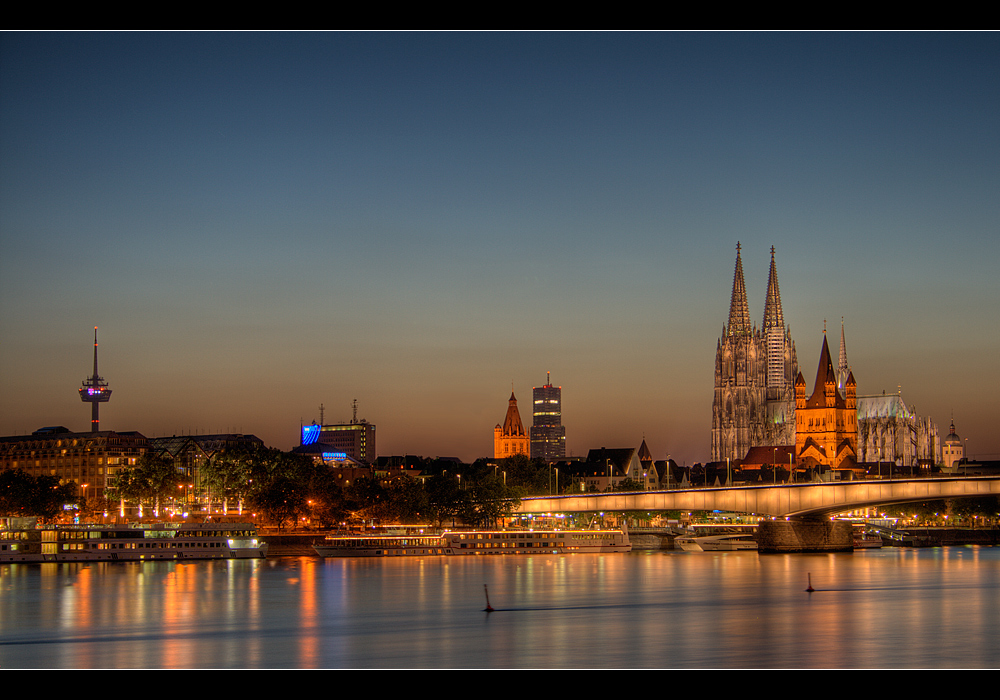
[726,243,785,336]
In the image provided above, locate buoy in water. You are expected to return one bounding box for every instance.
[806,573,815,593]
[484,584,494,612]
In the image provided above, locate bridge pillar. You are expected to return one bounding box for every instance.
[757,520,853,553]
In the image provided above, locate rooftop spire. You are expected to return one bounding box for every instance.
[727,242,752,337]
[838,317,849,390]
[808,333,841,407]
[762,245,784,333]
[502,392,526,436]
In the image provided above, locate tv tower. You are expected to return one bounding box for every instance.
[79,327,112,432]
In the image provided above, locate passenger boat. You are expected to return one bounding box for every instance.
[0,522,267,563]
[675,533,758,552]
[853,529,883,549]
[313,528,632,557]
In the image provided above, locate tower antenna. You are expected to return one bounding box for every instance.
[79,327,112,432]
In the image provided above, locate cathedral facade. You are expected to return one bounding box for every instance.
[711,245,798,463]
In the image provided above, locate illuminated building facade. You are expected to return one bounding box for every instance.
[855,394,941,469]
[794,333,857,471]
[835,321,941,470]
[79,327,112,433]
[530,373,565,461]
[0,426,147,502]
[942,419,964,469]
[300,420,377,465]
[712,245,798,462]
[494,392,529,459]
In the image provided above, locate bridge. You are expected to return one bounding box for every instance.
[519,476,1000,552]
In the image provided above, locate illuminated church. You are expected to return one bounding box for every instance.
[494,392,529,459]
[794,331,858,471]
[711,245,798,462]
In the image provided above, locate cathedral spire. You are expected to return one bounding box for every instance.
[762,245,784,333]
[838,317,849,390]
[726,242,752,337]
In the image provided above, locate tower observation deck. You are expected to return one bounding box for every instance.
[79,327,112,432]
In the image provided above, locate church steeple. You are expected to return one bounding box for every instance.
[495,391,529,459]
[762,246,784,333]
[838,317,849,391]
[502,392,526,437]
[726,242,752,337]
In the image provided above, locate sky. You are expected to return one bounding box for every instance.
[1,32,998,465]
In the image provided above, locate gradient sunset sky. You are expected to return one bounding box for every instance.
[2,32,997,465]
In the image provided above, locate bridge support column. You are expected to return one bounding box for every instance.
[757,520,853,553]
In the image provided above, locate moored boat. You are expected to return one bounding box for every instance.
[675,533,758,552]
[0,522,267,563]
[313,528,631,557]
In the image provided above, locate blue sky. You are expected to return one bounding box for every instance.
[2,32,997,463]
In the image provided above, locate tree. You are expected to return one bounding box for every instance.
[0,469,74,519]
[613,477,645,492]
[108,453,182,518]
[426,474,470,527]
[202,447,254,515]
[464,477,520,528]
[247,475,307,531]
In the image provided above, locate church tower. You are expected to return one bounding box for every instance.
[837,317,849,393]
[794,331,857,472]
[494,392,529,459]
[761,246,798,446]
[712,245,797,462]
[711,244,766,462]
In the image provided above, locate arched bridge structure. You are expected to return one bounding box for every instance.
[520,476,1000,519]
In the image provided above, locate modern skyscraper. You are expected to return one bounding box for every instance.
[712,245,797,462]
[79,327,112,433]
[530,372,565,461]
[494,392,529,459]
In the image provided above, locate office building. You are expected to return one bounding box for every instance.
[530,373,566,461]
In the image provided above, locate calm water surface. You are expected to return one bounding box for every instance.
[1,547,997,668]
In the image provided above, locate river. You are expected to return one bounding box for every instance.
[1,546,997,668]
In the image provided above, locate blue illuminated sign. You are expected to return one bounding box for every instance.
[301,424,320,445]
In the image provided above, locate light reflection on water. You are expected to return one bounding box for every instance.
[1,547,997,668]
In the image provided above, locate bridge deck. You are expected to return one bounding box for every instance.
[520,476,1000,518]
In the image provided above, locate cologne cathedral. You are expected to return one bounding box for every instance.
[711,244,799,463]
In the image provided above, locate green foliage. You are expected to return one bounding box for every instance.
[464,477,520,528]
[425,474,469,527]
[0,469,74,519]
[202,446,255,511]
[109,453,182,517]
[948,496,1000,521]
[613,477,645,492]
[496,454,549,495]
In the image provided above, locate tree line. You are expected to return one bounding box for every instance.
[103,447,555,530]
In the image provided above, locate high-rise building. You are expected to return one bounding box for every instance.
[530,373,565,461]
[299,402,376,464]
[494,392,529,459]
[712,245,798,462]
